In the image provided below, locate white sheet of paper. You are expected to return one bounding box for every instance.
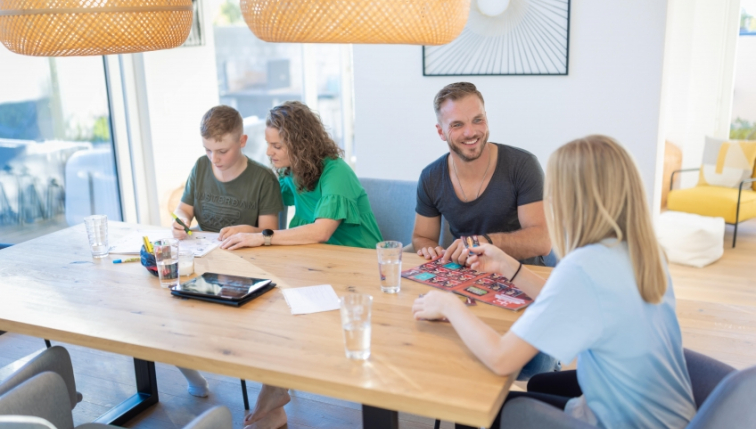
[109,229,220,257]
[281,285,341,315]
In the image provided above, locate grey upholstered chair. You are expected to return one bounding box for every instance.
[499,348,750,429]
[359,178,418,245]
[0,346,233,429]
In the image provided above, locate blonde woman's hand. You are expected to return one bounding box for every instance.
[466,244,518,276]
[412,290,461,321]
[220,233,264,250]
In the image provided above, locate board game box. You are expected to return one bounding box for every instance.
[402,259,533,311]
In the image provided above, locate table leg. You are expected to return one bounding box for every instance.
[93,358,159,425]
[362,405,398,429]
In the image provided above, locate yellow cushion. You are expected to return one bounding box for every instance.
[668,186,756,224]
[698,139,756,188]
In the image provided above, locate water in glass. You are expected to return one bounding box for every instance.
[343,321,371,360]
[379,260,402,294]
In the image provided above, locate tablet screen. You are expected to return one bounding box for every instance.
[173,273,272,300]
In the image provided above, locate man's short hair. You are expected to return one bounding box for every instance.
[433,82,485,119]
[200,105,243,141]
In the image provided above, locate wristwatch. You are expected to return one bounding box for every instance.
[262,229,274,246]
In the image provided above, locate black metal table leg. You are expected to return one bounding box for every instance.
[362,405,398,429]
[93,358,159,425]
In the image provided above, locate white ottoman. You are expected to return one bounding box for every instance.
[657,211,725,268]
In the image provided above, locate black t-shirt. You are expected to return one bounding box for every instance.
[416,143,545,265]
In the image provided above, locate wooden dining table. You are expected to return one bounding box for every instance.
[0,222,552,428]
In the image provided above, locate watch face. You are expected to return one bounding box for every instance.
[262,229,274,237]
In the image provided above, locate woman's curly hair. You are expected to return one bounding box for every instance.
[266,101,344,193]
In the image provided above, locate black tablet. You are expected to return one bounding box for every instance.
[171,272,273,302]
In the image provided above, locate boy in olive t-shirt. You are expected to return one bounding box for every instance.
[171,105,283,398]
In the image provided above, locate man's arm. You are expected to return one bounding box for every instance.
[487,201,551,260]
[412,214,445,259]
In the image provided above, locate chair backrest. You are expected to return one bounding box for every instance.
[0,416,57,429]
[683,348,736,408]
[0,372,73,429]
[686,365,756,428]
[358,178,417,245]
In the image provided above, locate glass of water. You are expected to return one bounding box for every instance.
[376,241,402,294]
[153,238,180,288]
[340,294,373,360]
[84,215,109,258]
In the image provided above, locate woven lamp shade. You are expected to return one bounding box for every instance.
[241,0,471,45]
[0,0,193,56]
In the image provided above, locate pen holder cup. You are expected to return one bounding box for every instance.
[140,245,159,277]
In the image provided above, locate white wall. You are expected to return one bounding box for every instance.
[732,36,756,124]
[353,0,669,209]
[140,0,220,226]
[661,0,740,188]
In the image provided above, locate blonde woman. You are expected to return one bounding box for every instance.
[412,135,696,428]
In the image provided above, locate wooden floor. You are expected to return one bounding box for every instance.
[0,219,754,428]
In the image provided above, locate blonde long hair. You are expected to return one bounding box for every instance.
[545,135,667,304]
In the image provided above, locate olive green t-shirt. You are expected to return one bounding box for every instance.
[280,157,383,248]
[181,156,283,232]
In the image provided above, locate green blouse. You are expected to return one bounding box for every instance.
[279,157,383,249]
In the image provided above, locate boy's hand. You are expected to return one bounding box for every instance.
[417,246,445,260]
[219,225,254,241]
[172,218,190,240]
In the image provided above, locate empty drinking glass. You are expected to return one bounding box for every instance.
[376,241,402,293]
[84,215,109,258]
[340,294,373,360]
[153,238,180,288]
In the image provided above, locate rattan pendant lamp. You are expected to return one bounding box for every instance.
[241,0,471,45]
[0,0,194,56]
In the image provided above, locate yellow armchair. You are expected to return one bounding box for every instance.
[667,168,756,248]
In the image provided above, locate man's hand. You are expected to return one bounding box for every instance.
[219,225,255,241]
[441,239,472,265]
[172,218,191,240]
[220,233,264,250]
[417,246,445,260]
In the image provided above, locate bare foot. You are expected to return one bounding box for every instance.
[244,385,290,425]
[244,406,287,429]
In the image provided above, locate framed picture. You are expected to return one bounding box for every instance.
[423,0,571,76]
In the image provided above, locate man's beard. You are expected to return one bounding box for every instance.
[447,131,489,162]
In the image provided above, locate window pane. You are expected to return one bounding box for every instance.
[0,52,121,245]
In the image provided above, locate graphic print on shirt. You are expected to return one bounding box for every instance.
[200,200,242,231]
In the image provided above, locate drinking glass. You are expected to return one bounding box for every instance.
[339,294,373,360]
[376,241,402,293]
[178,249,194,276]
[153,238,179,288]
[84,215,109,258]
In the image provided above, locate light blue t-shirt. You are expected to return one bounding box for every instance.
[511,241,696,429]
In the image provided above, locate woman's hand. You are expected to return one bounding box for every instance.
[466,244,518,277]
[220,233,264,250]
[412,291,462,321]
[218,225,255,241]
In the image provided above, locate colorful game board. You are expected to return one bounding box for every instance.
[402,259,533,311]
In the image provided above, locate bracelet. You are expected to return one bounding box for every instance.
[482,233,492,244]
[510,262,523,282]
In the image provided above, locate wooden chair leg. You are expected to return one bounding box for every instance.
[241,379,250,410]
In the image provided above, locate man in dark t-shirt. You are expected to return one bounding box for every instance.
[412,82,552,266]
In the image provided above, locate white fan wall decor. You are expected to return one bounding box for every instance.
[423,0,570,76]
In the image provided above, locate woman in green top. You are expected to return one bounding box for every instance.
[221,102,382,428]
[220,101,382,251]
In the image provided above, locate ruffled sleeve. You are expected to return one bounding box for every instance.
[314,194,362,225]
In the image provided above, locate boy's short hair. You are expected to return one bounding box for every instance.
[433,82,485,119]
[200,105,243,141]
